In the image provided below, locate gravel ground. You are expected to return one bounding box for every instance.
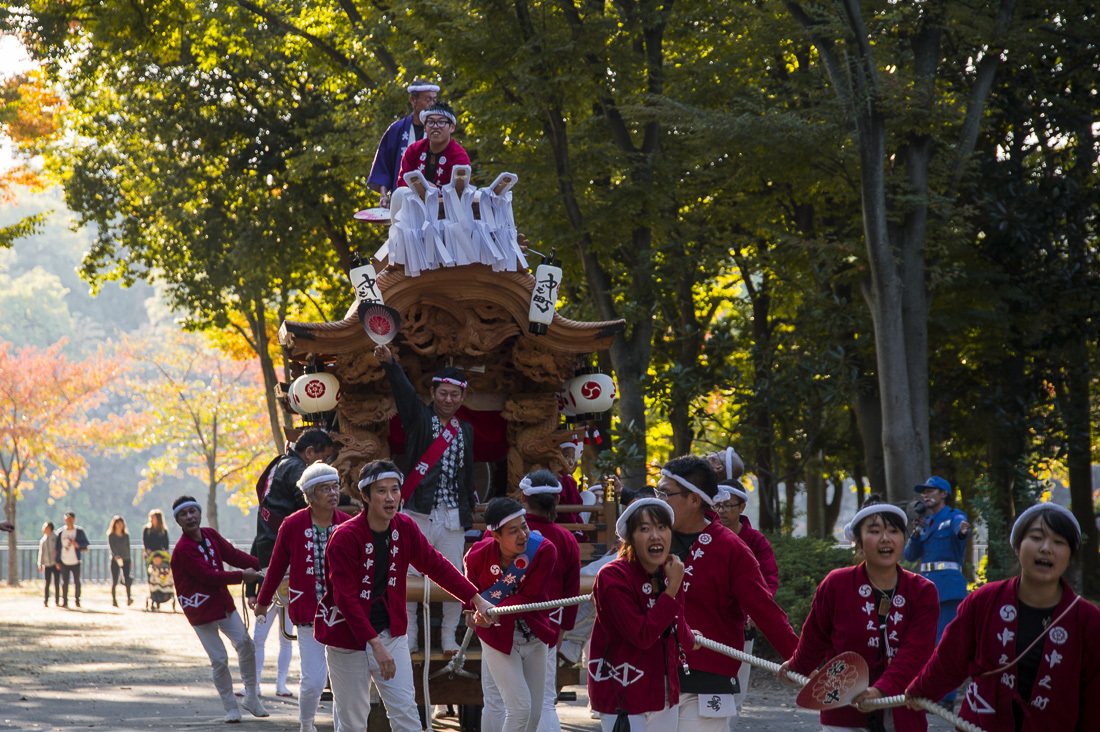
[0,583,957,731]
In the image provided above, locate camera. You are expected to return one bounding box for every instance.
[913,499,929,516]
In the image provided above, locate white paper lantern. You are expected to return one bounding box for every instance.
[290,373,341,414]
[557,390,578,418]
[566,373,616,414]
[528,256,562,335]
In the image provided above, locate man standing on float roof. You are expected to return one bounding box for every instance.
[367,81,439,207]
[374,342,476,656]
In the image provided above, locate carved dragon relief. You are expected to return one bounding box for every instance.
[330,430,385,500]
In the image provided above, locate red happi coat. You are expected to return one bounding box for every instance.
[556,473,583,526]
[737,517,779,597]
[255,507,352,625]
[172,528,260,627]
[788,564,938,731]
[907,577,1100,731]
[464,533,559,653]
[525,514,581,633]
[396,138,471,187]
[588,557,693,715]
[313,511,478,651]
[680,520,798,676]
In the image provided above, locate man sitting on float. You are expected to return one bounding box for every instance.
[387,101,470,219]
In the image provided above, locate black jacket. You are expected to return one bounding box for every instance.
[383,360,476,528]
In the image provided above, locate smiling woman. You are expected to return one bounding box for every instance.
[906,503,1100,732]
[780,495,939,732]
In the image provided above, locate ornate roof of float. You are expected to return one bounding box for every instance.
[279,264,624,361]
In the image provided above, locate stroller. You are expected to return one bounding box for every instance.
[145,550,176,612]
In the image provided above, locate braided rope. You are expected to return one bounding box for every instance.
[484,593,593,615]
[474,594,981,732]
[696,633,982,732]
[861,695,982,732]
[694,634,810,685]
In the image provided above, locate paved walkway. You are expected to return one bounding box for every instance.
[0,584,955,730]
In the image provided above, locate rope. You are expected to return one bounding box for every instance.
[484,593,592,616]
[694,634,810,685]
[695,633,982,732]
[860,695,983,732]
[422,574,433,731]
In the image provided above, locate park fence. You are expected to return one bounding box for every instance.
[0,541,252,584]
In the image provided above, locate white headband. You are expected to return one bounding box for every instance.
[520,476,562,495]
[432,376,467,389]
[843,504,909,542]
[301,474,340,493]
[358,471,404,490]
[1010,503,1081,549]
[560,441,580,452]
[172,501,202,518]
[719,485,749,503]
[723,447,740,479]
[420,108,457,126]
[407,84,440,93]
[660,469,715,507]
[615,498,676,541]
[488,508,526,532]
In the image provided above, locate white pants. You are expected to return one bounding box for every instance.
[481,636,548,732]
[731,635,753,722]
[326,630,420,732]
[253,607,293,691]
[537,644,562,732]
[192,611,257,711]
[405,507,465,649]
[297,624,336,730]
[601,705,679,731]
[678,693,737,732]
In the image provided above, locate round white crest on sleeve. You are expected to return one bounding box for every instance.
[999,605,1017,622]
[392,529,399,541]
[892,595,906,608]
[1049,626,1068,645]
[698,533,712,545]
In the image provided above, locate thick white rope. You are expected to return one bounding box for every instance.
[694,634,810,685]
[484,593,592,616]
[695,634,981,732]
[861,695,982,732]
[422,574,433,730]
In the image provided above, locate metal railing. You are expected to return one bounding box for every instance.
[0,541,251,584]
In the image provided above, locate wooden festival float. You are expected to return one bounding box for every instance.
[277,167,625,728]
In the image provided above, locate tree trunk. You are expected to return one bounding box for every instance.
[824,473,844,537]
[5,489,17,586]
[805,452,825,539]
[1061,334,1097,595]
[783,475,797,535]
[243,298,285,452]
[206,424,220,531]
[985,348,1027,580]
[853,387,887,497]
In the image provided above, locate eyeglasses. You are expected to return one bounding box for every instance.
[656,490,690,500]
[715,502,746,511]
[314,484,341,494]
[424,118,451,128]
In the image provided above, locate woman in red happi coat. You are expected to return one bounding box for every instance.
[780,495,939,732]
[589,497,694,731]
[906,502,1100,731]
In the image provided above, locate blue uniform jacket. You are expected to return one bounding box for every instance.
[904,505,968,601]
[368,114,418,193]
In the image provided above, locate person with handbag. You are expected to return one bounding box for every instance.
[589,497,694,731]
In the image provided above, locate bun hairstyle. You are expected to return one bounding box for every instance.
[522,469,561,516]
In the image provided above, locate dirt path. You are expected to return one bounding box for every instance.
[1,583,954,731]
